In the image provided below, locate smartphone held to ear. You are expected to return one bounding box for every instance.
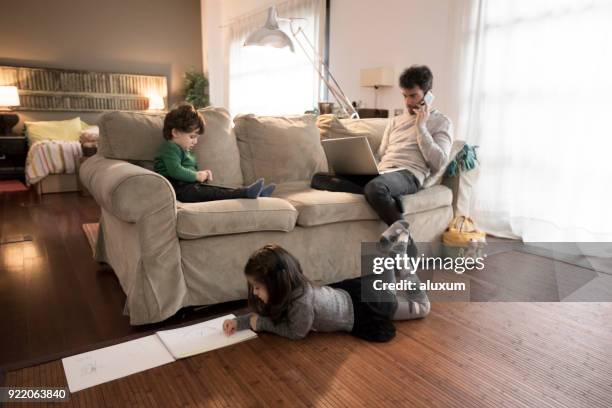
[422,91,435,107]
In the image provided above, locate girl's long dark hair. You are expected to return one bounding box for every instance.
[245,244,310,324]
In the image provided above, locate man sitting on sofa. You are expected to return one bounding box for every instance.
[311,65,454,225]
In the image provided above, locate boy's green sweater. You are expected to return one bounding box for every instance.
[153,140,198,182]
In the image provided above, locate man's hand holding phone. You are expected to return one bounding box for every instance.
[423,90,435,107]
[415,91,434,128]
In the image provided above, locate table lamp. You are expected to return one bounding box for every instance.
[360,67,394,109]
[147,94,165,111]
[0,86,21,136]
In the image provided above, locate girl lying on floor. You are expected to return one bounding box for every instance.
[223,220,430,342]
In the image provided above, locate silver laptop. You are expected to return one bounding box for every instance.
[321,136,402,176]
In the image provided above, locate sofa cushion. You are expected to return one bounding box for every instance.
[176,198,298,239]
[317,114,388,153]
[234,114,328,185]
[275,187,378,227]
[194,107,244,187]
[400,185,453,214]
[98,111,165,162]
[274,182,453,227]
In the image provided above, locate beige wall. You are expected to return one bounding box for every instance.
[329,0,458,126]
[1,0,203,128]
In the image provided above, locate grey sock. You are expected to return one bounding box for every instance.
[245,178,264,198]
[379,220,411,253]
[260,183,276,197]
[379,220,418,280]
[393,287,431,320]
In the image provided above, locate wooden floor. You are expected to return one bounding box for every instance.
[1,189,612,407]
[0,189,245,373]
[3,302,612,407]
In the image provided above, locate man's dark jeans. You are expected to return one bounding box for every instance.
[168,178,247,203]
[311,170,420,225]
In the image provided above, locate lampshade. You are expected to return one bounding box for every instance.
[0,86,21,107]
[243,6,295,52]
[360,67,394,88]
[148,94,165,110]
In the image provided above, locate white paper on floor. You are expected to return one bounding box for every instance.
[156,314,257,359]
[61,335,174,393]
[61,314,257,393]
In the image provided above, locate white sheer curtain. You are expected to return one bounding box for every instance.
[454,0,612,241]
[227,0,324,116]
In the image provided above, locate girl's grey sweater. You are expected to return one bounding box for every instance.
[234,283,354,340]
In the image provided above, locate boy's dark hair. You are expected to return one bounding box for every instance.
[399,65,433,92]
[162,103,205,140]
[244,244,310,324]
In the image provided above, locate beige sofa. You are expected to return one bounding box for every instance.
[80,107,465,325]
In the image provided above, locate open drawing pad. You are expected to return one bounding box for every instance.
[156,314,257,359]
[62,314,256,392]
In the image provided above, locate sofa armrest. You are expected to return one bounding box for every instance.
[442,165,480,217]
[80,154,176,223]
[81,154,186,325]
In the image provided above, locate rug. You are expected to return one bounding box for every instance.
[0,179,29,193]
[81,223,98,256]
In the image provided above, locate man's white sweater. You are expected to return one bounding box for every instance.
[377,110,453,186]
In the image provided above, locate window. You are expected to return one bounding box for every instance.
[464,0,612,240]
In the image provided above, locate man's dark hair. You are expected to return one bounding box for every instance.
[399,65,433,92]
[163,103,205,140]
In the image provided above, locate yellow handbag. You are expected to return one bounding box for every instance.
[442,216,486,246]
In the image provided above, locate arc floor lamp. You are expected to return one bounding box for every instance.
[244,5,359,119]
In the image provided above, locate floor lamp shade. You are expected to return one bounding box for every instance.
[243,6,295,51]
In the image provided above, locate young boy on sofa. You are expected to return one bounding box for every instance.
[154,104,275,202]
